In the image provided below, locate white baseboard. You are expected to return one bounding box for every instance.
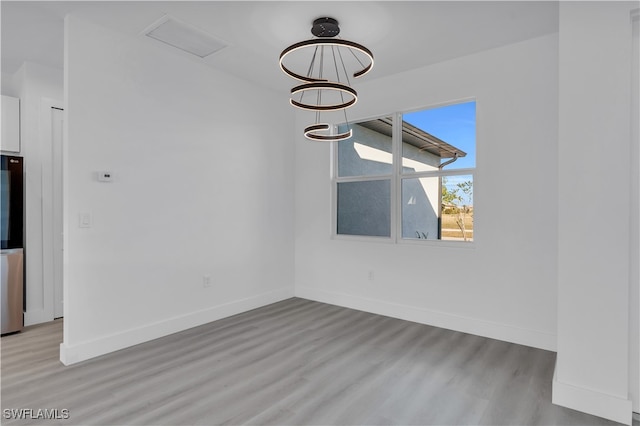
[552,365,633,425]
[60,287,294,366]
[295,286,557,352]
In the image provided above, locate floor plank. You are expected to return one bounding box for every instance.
[0,298,626,425]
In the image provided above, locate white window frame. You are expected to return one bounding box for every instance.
[331,101,476,247]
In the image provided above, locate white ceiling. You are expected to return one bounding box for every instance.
[1,1,559,92]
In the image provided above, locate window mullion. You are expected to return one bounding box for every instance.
[392,112,403,243]
[330,141,337,237]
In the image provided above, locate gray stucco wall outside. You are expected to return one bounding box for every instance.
[337,122,441,238]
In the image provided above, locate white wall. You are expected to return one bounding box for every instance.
[554,2,636,425]
[60,15,295,364]
[294,33,559,351]
[631,9,640,415]
[1,62,63,326]
[1,72,19,97]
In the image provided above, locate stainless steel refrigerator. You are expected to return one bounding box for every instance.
[1,155,24,334]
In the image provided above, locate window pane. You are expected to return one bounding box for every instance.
[441,175,473,241]
[337,180,391,237]
[402,175,473,241]
[402,101,476,172]
[402,177,439,240]
[337,117,393,177]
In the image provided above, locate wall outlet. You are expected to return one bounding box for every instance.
[97,171,114,182]
[368,270,375,281]
[202,275,212,288]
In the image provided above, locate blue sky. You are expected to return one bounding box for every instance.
[403,101,476,170]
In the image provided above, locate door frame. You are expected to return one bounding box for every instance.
[40,97,64,321]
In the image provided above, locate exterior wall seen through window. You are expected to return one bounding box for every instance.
[334,101,476,243]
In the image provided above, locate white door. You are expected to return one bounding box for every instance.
[52,107,63,319]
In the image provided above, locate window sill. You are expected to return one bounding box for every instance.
[398,238,476,249]
[330,234,476,249]
[331,234,395,244]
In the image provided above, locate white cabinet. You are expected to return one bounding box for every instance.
[1,95,20,153]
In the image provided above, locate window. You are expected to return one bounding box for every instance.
[333,101,476,242]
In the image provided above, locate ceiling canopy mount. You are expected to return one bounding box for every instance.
[311,17,340,38]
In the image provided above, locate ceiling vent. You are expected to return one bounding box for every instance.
[144,16,227,58]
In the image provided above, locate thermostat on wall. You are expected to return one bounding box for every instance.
[97,171,114,182]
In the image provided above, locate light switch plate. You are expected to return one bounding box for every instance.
[79,212,92,228]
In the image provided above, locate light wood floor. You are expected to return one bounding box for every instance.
[1,298,624,425]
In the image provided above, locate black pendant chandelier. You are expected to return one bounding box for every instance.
[279,17,374,141]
